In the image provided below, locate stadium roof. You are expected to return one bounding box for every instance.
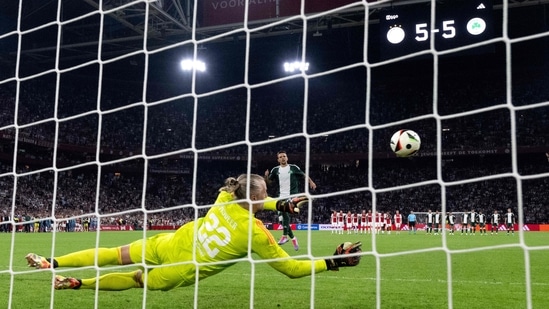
[0,0,547,75]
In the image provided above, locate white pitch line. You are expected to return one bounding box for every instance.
[5,266,548,287]
[217,269,549,287]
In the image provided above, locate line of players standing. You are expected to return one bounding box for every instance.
[330,210,405,235]
[437,208,516,236]
[330,208,517,235]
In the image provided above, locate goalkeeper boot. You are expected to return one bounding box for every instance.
[291,237,299,251]
[277,235,288,245]
[55,275,81,290]
[25,253,51,269]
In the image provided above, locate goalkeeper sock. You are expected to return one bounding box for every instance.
[46,258,59,268]
[56,248,121,267]
[80,270,143,291]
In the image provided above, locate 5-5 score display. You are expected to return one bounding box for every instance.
[379,0,494,60]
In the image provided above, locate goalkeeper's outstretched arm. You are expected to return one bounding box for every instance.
[256,238,362,278]
[263,196,309,213]
[324,242,362,271]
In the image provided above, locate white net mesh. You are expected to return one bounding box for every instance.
[1,0,549,308]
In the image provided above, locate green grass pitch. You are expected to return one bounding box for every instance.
[1,230,548,309]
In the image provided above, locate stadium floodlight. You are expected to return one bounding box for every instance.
[180,59,206,72]
[283,61,309,73]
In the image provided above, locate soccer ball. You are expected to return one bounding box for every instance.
[390,129,421,157]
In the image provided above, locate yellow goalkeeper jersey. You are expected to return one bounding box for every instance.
[132,191,326,288]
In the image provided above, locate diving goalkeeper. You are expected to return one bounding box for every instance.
[25,174,362,291]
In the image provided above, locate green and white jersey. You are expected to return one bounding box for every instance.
[427,212,434,224]
[470,212,477,223]
[268,164,306,197]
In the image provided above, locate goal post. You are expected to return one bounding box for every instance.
[1,0,549,308]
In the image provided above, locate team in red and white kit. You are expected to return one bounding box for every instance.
[330,209,400,235]
[336,210,345,235]
[330,210,338,234]
[393,210,403,234]
[384,212,392,234]
[345,211,354,234]
[367,210,373,234]
[351,212,359,234]
[328,208,517,236]
[360,210,368,234]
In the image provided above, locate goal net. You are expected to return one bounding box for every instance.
[1,0,549,308]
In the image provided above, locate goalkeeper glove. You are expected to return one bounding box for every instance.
[275,196,309,214]
[325,241,362,271]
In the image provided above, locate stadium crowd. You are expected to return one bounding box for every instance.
[0,61,548,231]
[0,152,547,233]
[1,64,548,159]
